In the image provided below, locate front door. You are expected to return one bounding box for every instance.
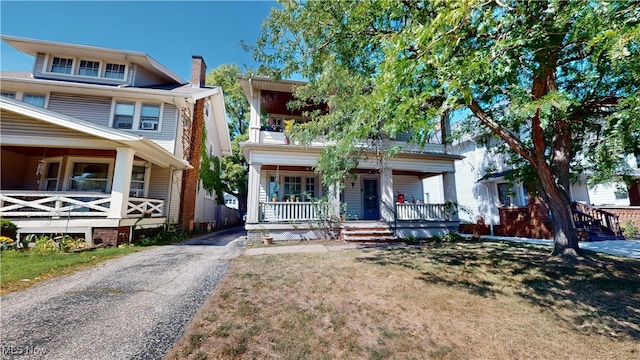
[362,178,380,220]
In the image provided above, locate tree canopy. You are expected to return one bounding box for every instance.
[254,0,639,255]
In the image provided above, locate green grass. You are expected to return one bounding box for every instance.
[0,246,141,294]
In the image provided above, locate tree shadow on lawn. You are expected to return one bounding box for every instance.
[356,240,640,339]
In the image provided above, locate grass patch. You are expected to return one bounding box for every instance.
[0,246,141,294]
[167,240,640,359]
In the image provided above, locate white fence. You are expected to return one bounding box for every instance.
[396,203,448,220]
[259,202,330,222]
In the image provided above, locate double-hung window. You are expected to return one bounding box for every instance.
[139,104,160,130]
[78,60,100,77]
[51,57,73,74]
[69,162,109,192]
[1,92,16,99]
[113,101,135,129]
[130,165,147,197]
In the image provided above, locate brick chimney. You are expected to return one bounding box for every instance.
[191,55,207,88]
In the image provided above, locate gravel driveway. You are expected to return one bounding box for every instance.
[0,227,246,360]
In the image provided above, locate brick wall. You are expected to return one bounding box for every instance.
[93,227,119,247]
[601,207,640,229]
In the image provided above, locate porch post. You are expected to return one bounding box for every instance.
[328,183,340,218]
[108,147,135,219]
[380,167,394,222]
[249,87,261,143]
[246,162,261,223]
[443,171,459,220]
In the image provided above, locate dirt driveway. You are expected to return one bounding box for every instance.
[0,228,246,360]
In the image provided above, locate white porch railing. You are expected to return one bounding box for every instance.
[396,203,448,220]
[259,202,330,222]
[126,198,165,218]
[0,191,164,218]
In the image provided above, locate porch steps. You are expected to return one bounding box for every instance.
[341,222,398,242]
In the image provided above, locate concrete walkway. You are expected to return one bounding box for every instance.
[243,237,640,259]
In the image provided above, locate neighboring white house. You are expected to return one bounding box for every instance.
[425,128,638,227]
[0,35,235,244]
[239,77,463,241]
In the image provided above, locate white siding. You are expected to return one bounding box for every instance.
[48,93,112,126]
[132,65,166,87]
[1,109,97,139]
[393,175,423,203]
[148,165,170,200]
[343,175,363,219]
[570,182,591,203]
[168,170,182,223]
[589,183,630,206]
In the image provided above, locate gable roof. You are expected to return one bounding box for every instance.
[0,96,191,169]
[1,35,185,85]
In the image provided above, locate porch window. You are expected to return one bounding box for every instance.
[78,60,100,77]
[1,91,16,99]
[497,183,511,206]
[51,57,73,74]
[269,176,280,201]
[305,177,316,200]
[522,185,530,206]
[69,162,109,192]
[44,162,60,191]
[129,165,147,197]
[284,176,302,201]
[113,101,135,129]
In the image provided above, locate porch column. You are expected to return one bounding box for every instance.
[328,183,340,218]
[249,88,261,142]
[443,171,459,220]
[246,162,261,223]
[380,167,395,222]
[108,147,135,219]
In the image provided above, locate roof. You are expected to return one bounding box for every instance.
[1,35,185,85]
[0,96,192,170]
[238,76,307,100]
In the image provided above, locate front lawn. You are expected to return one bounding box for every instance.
[168,239,640,360]
[0,246,141,294]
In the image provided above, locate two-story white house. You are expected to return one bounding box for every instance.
[0,36,234,245]
[239,77,463,241]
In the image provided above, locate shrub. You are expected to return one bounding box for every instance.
[621,221,639,239]
[0,219,18,240]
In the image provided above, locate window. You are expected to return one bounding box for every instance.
[23,94,46,107]
[522,185,530,206]
[129,165,147,197]
[44,162,60,191]
[78,60,100,77]
[615,188,629,200]
[51,57,73,74]
[284,176,302,201]
[69,162,109,192]
[269,176,280,201]
[497,183,511,206]
[104,63,126,79]
[139,104,160,130]
[1,92,16,99]
[113,101,135,129]
[305,177,316,201]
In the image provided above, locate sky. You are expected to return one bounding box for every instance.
[0,1,277,81]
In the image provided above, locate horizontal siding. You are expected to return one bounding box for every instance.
[132,65,165,87]
[1,149,28,190]
[48,93,112,126]
[343,175,362,219]
[570,183,591,203]
[34,53,46,75]
[259,170,268,203]
[393,175,423,203]
[589,183,630,206]
[148,165,170,200]
[168,170,182,223]
[1,109,93,139]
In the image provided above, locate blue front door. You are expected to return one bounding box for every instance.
[362,179,379,220]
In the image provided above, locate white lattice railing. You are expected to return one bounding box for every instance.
[396,203,448,220]
[0,192,111,217]
[126,198,164,218]
[0,192,165,218]
[259,202,330,222]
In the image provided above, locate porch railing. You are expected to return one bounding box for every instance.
[396,203,448,220]
[259,201,330,222]
[571,202,622,236]
[0,191,164,219]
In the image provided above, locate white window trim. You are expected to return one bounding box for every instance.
[268,172,319,202]
[42,54,128,81]
[130,161,151,198]
[17,91,49,108]
[62,157,115,192]
[110,99,163,132]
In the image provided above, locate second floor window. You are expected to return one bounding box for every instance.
[51,57,73,74]
[1,92,16,99]
[23,94,46,107]
[113,101,135,129]
[78,60,100,77]
[140,104,160,130]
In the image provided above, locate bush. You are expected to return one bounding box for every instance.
[1,219,18,240]
[621,221,639,239]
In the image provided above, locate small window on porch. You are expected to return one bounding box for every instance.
[305,177,316,201]
[130,165,147,197]
[269,176,280,202]
[69,162,109,192]
[44,162,60,191]
[497,183,511,206]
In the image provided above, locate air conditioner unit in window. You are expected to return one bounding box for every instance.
[141,121,156,130]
